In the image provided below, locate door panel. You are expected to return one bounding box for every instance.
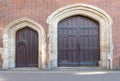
[16,27,38,67]
[58,16,100,66]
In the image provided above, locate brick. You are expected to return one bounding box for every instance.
[0,0,119,69]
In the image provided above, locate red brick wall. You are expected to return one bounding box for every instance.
[0,0,120,69]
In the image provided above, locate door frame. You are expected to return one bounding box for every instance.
[2,17,46,69]
[47,3,113,69]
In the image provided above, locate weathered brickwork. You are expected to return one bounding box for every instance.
[0,0,120,69]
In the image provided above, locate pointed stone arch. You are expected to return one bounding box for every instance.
[47,3,113,69]
[2,17,46,69]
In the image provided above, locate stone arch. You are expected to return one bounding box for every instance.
[2,17,46,69]
[47,3,113,69]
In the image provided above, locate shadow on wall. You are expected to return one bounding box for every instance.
[0,54,3,68]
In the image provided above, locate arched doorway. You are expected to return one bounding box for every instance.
[16,27,38,67]
[58,16,100,66]
[2,17,46,69]
[47,4,113,69]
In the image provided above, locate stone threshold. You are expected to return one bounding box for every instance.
[0,67,40,71]
[55,67,109,71]
[0,67,110,72]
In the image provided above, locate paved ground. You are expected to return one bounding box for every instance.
[0,70,120,81]
[0,67,120,81]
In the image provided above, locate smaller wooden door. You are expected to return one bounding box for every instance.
[16,27,38,67]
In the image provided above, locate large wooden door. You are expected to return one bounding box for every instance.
[16,27,38,67]
[58,16,100,66]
